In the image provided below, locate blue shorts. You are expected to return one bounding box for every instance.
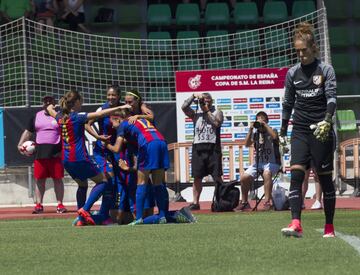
[138,140,170,171]
[64,158,100,181]
[93,147,120,174]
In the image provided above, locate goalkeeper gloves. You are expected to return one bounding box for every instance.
[310,113,332,142]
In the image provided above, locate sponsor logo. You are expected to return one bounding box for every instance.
[250,104,264,109]
[233,104,248,110]
[185,130,194,134]
[313,75,323,85]
[217,98,231,104]
[233,98,247,103]
[249,98,264,103]
[234,133,247,139]
[217,105,232,110]
[268,121,281,126]
[294,80,302,85]
[224,116,232,121]
[221,128,232,133]
[221,133,232,139]
[268,114,280,119]
[321,163,330,169]
[185,124,194,129]
[234,122,248,127]
[185,118,192,123]
[233,115,248,120]
[221,122,232,127]
[223,151,230,156]
[243,110,255,114]
[266,103,280,108]
[266,97,280,102]
[188,74,202,89]
[296,88,321,98]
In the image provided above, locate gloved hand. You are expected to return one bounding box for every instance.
[279,135,289,155]
[310,120,331,142]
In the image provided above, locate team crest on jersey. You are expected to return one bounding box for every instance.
[188,74,202,90]
[313,75,323,85]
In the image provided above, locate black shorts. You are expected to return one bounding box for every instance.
[191,144,223,178]
[290,130,335,173]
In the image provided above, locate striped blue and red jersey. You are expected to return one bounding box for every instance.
[55,112,90,162]
[117,118,165,148]
[94,102,119,150]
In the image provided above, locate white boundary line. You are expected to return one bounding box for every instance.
[317,229,360,255]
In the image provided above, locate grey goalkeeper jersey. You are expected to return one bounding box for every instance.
[282,59,337,132]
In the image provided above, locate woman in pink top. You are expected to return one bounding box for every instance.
[17,96,67,214]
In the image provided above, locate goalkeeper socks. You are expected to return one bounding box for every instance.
[99,178,115,219]
[76,186,88,209]
[153,184,169,218]
[318,174,336,224]
[289,169,305,220]
[135,184,148,220]
[83,182,106,211]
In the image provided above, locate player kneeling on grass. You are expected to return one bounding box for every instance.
[106,110,196,225]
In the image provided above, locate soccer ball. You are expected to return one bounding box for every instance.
[21,141,36,156]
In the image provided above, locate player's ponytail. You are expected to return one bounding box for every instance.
[59,90,82,121]
[293,22,319,56]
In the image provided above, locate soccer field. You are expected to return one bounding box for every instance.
[0,210,359,274]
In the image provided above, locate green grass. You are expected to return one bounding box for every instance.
[0,210,359,274]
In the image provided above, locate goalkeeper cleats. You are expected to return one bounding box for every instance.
[323,224,335,238]
[56,203,67,213]
[281,219,303,238]
[32,203,44,214]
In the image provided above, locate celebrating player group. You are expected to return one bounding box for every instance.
[46,87,195,226]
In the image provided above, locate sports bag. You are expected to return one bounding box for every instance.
[211,180,240,212]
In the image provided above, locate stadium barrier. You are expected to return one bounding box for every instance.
[339,138,360,196]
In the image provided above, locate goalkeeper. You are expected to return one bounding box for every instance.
[280,22,337,238]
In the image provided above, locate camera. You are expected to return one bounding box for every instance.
[199,97,206,107]
[253,121,263,129]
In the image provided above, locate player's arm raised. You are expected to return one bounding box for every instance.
[86,104,131,121]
